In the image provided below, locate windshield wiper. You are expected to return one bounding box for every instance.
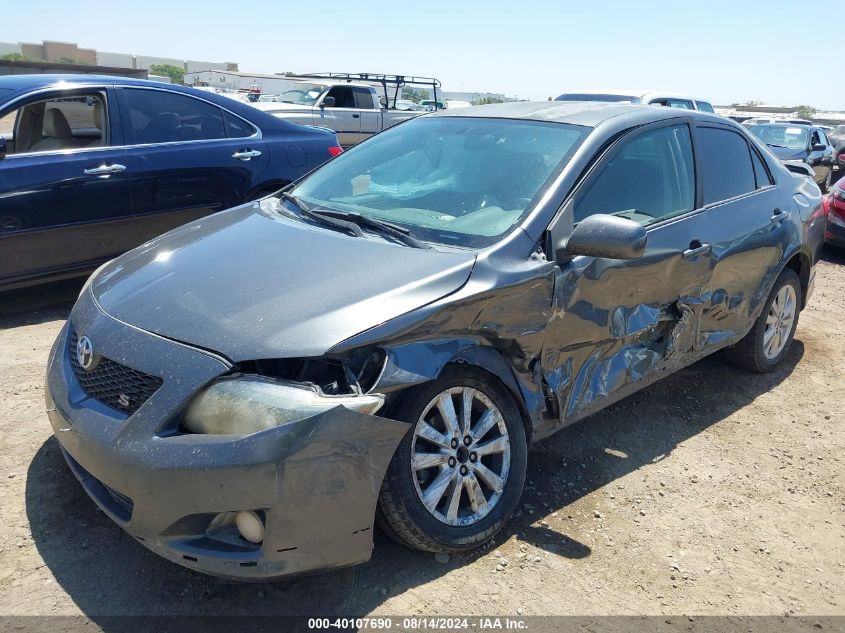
[766,143,789,149]
[280,192,365,238]
[307,208,431,249]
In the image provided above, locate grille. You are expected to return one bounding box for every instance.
[69,329,163,415]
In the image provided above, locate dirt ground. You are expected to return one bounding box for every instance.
[0,252,842,620]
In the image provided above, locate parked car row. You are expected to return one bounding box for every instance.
[0,75,343,291]
[555,90,715,112]
[746,123,836,191]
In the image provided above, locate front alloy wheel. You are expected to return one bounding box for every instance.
[411,387,511,527]
[378,366,527,553]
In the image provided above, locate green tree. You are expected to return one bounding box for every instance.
[56,56,86,65]
[402,88,430,104]
[794,105,817,120]
[472,96,505,105]
[1,53,29,61]
[149,63,185,84]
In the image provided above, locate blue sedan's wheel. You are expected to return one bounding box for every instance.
[377,365,527,553]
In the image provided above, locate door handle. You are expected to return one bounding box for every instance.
[83,163,126,176]
[771,208,786,224]
[352,113,360,118]
[682,241,711,259]
[232,149,262,161]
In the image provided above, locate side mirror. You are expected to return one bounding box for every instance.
[322,96,336,108]
[811,143,826,152]
[565,214,647,260]
[0,136,6,160]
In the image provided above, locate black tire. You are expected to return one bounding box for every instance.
[726,267,801,373]
[378,365,528,553]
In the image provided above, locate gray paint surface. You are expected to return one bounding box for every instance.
[46,102,825,579]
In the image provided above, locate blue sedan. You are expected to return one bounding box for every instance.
[0,74,342,291]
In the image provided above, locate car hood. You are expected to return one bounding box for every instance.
[767,145,807,161]
[90,202,476,361]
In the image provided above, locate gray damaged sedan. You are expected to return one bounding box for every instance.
[46,102,824,580]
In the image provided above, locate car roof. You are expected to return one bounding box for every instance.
[429,100,726,128]
[0,73,335,137]
[0,73,176,92]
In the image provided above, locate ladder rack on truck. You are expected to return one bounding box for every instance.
[288,72,441,109]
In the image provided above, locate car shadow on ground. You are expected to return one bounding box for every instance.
[0,278,83,328]
[25,340,804,620]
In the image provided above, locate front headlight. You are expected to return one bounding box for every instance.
[181,375,385,436]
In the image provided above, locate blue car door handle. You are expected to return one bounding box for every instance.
[232,149,262,161]
[83,163,126,176]
[771,208,786,223]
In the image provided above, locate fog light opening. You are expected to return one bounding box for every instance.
[235,510,265,544]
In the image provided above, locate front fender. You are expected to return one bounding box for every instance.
[371,340,540,446]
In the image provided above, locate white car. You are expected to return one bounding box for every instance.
[555,89,714,113]
[741,117,812,127]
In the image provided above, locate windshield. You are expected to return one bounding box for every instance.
[278,83,325,106]
[556,93,642,103]
[749,125,810,151]
[290,117,588,248]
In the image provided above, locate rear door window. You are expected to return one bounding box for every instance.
[750,147,774,188]
[696,101,715,113]
[573,124,695,225]
[124,88,225,144]
[222,110,255,138]
[352,87,375,109]
[697,127,757,205]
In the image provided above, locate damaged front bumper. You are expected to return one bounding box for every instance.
[45,296,408,580]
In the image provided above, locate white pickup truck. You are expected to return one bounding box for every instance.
[251,74,441,147]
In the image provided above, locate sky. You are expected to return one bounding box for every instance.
[6,0,844,110]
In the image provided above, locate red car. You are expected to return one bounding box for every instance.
[824,177,845,248]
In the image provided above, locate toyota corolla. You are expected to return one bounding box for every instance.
[46,102,824,580]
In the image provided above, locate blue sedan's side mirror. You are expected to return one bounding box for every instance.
[811,143,826,152]
[0,136,6,161]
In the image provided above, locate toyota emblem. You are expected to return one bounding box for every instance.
[76,336,98,371]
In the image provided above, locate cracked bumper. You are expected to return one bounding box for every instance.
[45,297,408,580]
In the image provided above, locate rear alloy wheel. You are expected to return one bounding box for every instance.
[377,366,527,552]
[727,267,801,372]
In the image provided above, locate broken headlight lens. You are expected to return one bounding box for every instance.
[181,375,385,436]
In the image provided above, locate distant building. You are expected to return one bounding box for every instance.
[439,91,510,103]
[0,58,147,79]
[0,40,237,75]
[715,104,845,124]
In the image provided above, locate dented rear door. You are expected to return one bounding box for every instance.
[541,119,715,424]
[693,123,790,344]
